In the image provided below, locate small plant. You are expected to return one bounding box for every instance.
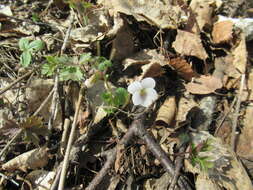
[42,54,87,81]
[189,140,214,171]
[20,116,49,146]
[18,38,44,67]
[101,87,129,114]
[65,0,93,25]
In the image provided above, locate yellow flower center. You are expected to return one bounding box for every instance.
[140,88,146,96]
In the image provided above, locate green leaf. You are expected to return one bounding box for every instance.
[20,51,32,67]
[79,53,92,64]
[59,66,84,81]
[41,63,57,76]
[178,133,191,146]
[114,88,129,107]
[97,57,112,71]
[31,13,41,22]
[19,38,29,51]
[27,40,44,52]
[101,92,113,105]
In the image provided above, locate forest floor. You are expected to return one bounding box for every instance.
[1,0,253,190]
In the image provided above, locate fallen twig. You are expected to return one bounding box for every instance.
[231,74,245,150]
[0,68,36,95]
[58,86,84,190]
[85,119,139,190]
[135,123,191,190]
[169,146,187,190]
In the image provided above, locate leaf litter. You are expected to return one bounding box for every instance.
[0,0,253,190]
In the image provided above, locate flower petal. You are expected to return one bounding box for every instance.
[141,77,156,89]
[132,92,145,106]
[146,88,158,101]
[141,88,158,107]
[127,81,142,94]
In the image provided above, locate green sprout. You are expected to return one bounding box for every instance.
[189,139,214,172]
[18,38,44,67]
[41,54,89,81]
[101,87,129,114]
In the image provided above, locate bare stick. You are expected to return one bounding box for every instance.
[85,119,139,190]
[135,124,190,190]
[231,74,245,150]
[33,87,54,116]
[0,87,54,158]
[48,75,59,131]
[0,129,22,158]
[58,87,83,190]
[60,118,71,154]
[214,97,237,136]
[0,69,35,95]
[168,146,187,190]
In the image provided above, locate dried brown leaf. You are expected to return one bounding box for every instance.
[156,96,176,127]
[172,30,208,60]
[190,0,216,33]
[169,57,198,81]
[98,0,186,29]
[212,21,234,44]
[2,147,49,172]
[231,33,247,74]
[185,75,223,94]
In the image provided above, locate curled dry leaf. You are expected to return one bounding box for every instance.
[1,147,49,172]
[155,96,176,128]
[172,30,208,60]
[212,20,234,44]
[123,49,166,80]
[185,75,223,94]
[168,57,199,81]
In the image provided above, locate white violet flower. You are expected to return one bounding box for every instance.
[127,77,158,107]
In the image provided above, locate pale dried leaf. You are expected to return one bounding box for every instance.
[231,33,247,74]
[156,96,176,127]
[123,49,166,80]
[185,75,223,94]
[26,170,55,190]
[70,8,110,43]
[98,0,186,29]
[196,174,222,190]
[2,147,49,172]
[212,21,234,44]
[176,95,198,123]
[236,68,253,159]
[190,0,217,33]
[173,30,208,60]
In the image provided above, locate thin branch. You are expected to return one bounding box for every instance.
[85,119,141,190]
[58,86,84,190]
[0,68,36,95]
[0,129,22,158]
[214,97,237,136]
[33,87,54,116]
[48,75,59,132]
[231,74,245,150]
[135,124,191,190]
[169,146,187,190]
